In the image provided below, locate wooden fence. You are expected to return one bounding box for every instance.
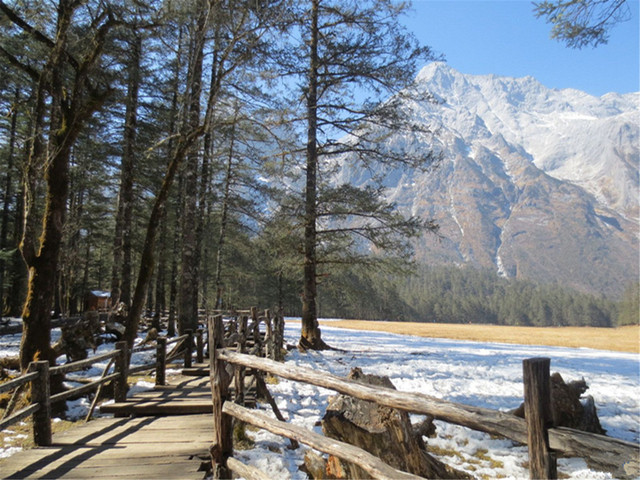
[0,329,197,445]
[206,315,640,480]
[0,306,284,448]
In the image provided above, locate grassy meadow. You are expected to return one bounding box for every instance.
[318,320,640,354]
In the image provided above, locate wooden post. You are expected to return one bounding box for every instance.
[196,328,204,363]
[185,329,193,369]
[274,310,284,361]
[29,360,52,446]
[250,306,263,357]
[209,314,232,479]
[156,336,167,386]
[523,357,557,480]
[234,315,247,405]
[114,341,129,403]
[264,309,274,360]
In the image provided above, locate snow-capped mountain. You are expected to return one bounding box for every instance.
[338,63,639,297]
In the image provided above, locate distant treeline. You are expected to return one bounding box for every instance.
[317,265,639,327]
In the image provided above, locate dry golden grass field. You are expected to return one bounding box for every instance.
[317,320,640,354]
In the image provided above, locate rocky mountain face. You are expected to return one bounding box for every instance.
[336,63,639,297]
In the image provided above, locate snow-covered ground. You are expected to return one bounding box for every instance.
[2,319,639,479]
[237,321,640,480]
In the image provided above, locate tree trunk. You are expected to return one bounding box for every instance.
[0,88,19,315]
[214,109,238,310]
[113,33,142,307]
[125,1,212,351]
[152,209,167,329]
[123,128,205,352]
[8,174,26,318]
[20,3,74,370]
[300,0,328,351]
[179,1,208,334]
[321,368,469,479]
[166,25,184,337]
[168,175,182,337]
[18,0,113,369]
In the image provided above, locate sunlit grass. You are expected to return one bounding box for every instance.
[318,320,639,353]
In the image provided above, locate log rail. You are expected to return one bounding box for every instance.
[207,315,639,480]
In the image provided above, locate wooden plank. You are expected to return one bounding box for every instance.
[0,446,208,466]
[100,401,213,415]
[182,366,210,377]
[2,461,203,479]
[0,411,213,480]
[0,443,207,472]
[54,415,212,445]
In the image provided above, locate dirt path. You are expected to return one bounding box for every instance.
[318,320,640,354]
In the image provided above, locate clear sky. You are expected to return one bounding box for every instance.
[403,0,640,97]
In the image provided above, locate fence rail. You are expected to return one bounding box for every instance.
[207,315,639,480]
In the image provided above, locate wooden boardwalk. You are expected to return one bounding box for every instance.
[0,374,214,480]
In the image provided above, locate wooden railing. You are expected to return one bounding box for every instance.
[206,315,640,480]
[0,328,201,446]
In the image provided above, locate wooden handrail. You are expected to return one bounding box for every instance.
[50,373,120,404]
[0,403,40,431]
[226,457,271,480]
[224,402,425,480]
[49,350,119,375]
[0,371,38,395]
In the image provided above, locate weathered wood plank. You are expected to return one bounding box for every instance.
[100,400,213,415]
[2,459,203,479]
[0,410,212,480]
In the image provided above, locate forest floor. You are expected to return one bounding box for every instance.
[315,319,640,353]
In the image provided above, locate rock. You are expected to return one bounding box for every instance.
[321,367,470,479]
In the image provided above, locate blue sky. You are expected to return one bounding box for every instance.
[404,0,640,96]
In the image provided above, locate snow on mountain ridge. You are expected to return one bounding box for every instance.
[413,62,639,220]
[334,63,638,295]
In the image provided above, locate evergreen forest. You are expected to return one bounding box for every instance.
[317,266,639,328]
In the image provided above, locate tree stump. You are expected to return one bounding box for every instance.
[512,372,605,435]
[319,367,469,479]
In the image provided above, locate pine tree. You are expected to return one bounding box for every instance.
[275,0,439,350]
[534,0,631,48]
